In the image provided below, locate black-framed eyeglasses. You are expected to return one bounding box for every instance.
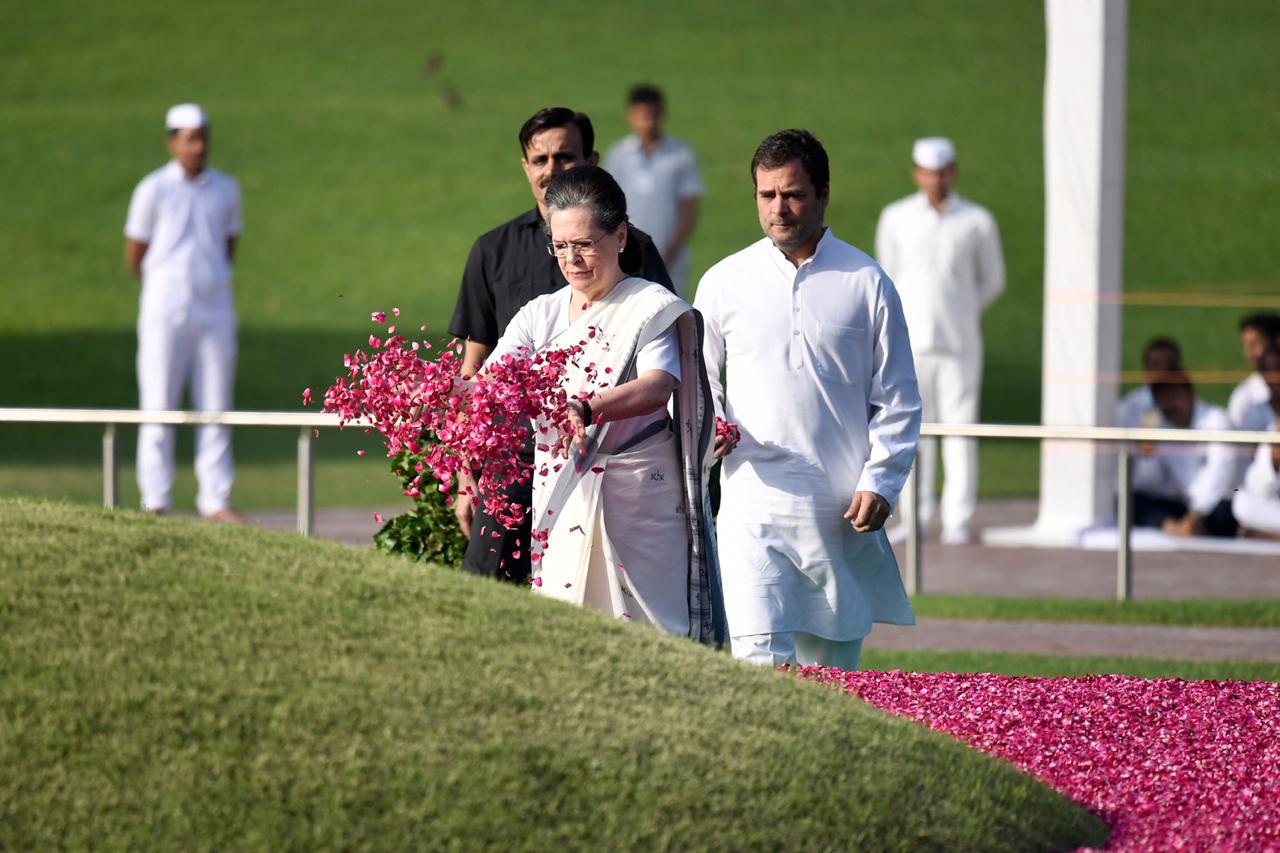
[546,233,610,258]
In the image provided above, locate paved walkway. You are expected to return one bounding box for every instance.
[241,501,1280,664]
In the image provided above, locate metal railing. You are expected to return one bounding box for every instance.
[901,423,1280,601]
[0,407,349,537]
[1,408,1277,599]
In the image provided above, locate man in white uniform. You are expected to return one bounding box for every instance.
[695,129,920,670]
[124,104,241,520]
[603,84,703,298]
[875,137,1004,544]
[1228,313,1280,431]
[1232,348,1280,539]
[1118,373,1238,538]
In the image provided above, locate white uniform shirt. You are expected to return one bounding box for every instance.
[1116,385,1156,427]
[603,136,703,262]
[874,192,1004,357]
[125,161,241,315]
[696,230,921,506]
[1119,399,1237,514]
[1229,373,1272,430]
[490,282,680,454]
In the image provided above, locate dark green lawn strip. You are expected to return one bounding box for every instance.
[911,594,1280,629]
[0,498,1106,851]
[864,650,1280,683]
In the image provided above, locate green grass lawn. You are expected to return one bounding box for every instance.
[3,0,1277,509]
[911,594,1280,630]
[0,497,1108,850]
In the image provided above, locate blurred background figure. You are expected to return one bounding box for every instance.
[1229,312,1280,430]
[124,104,242,521]
[876,137,1004,544]
[1116,337,1183,426]
[1232,347,1280,539]
[1119,373,1238,538]
[604,84,703,298]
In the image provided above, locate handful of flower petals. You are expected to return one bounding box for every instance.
[319,310,588,530]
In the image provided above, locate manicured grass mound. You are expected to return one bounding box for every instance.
[0,497,1106,851]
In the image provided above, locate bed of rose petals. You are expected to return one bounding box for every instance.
[799,668,1280,851]
[315,309,586,530]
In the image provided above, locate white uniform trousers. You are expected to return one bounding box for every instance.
[1232,486,1280,534]
[907,351,981,535]
[732,632,864,671]
[136,307,237,514]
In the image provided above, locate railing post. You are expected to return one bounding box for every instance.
[297,426,314,537]
[903,460,921,596]
[1116,443,1133,601]
[102,423,119,509]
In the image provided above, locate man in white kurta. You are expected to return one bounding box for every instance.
[1228,313,1280,430]
[875,137,1004,544]
[695,129,919,670]
[124,104,241,518]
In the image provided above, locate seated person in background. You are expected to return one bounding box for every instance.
[1120,374,1238,538]
[1229,312,1280,430]
[1232,348,1280,540]
[1116,336,1182,426]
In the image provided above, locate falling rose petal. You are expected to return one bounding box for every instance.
[564,582,571,588]
[357,449,366,457]
[371,310,387,323]
[302,387,313,405]
[590,466,605,474]
[532,576,543,587]
[392,307,401,316]
[512,550,521,559]
[312,428,320,438]
[373,512,382,523]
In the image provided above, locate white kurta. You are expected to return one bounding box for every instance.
[695,230,920,641]
[874,191,1003,533]
[1232,431,1280,534]
[1229,373,1270,429]
[125,160,241,515]
[1118,399,1238,514]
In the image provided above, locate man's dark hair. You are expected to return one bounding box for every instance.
[1239,312,1280,340]
[518,107,594,158]
[1141,336,1182,368]
[543,165,642,275]
[627,84,664,107]
[750,129,829,194]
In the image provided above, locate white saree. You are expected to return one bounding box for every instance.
[500,277,724,644]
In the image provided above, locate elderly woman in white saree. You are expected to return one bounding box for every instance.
[485,166,724,645]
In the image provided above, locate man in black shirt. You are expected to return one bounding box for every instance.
[449,106,673,584]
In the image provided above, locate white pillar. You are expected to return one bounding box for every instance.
[985,0,1127,547]
[1038,0,1127,536]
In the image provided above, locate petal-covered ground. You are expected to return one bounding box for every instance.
[799,669,1280,851]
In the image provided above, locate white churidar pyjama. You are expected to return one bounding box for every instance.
[911,350,981,533]
[136,305,236,514]
[731,632,864,671]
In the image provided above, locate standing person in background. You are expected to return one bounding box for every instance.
[1229,313,1280,431]
[876,137,1004,545]
[448,107,672,585]
[603,85,703,298]
[125,103,241,522]
[696,129,920,671]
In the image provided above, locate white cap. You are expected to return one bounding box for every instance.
[912,137,955,170]
[165,103,208,130]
